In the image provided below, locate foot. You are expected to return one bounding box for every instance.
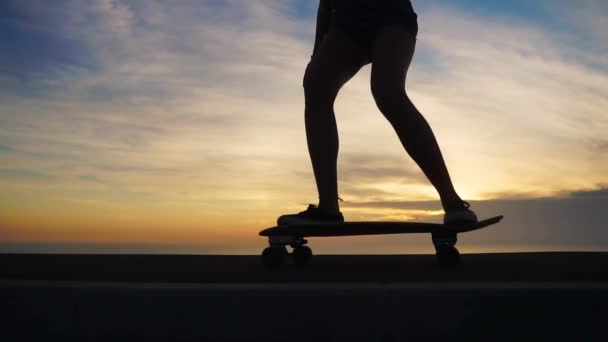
[443,200,478,225]
[277,204,344,226]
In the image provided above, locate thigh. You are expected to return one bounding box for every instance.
[304,29,369,101]
[369,26,416,96]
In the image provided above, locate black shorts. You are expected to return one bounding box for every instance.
[329,0,418,62]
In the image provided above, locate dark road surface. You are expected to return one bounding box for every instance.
[2,252,608,283]
[2,253,607,341]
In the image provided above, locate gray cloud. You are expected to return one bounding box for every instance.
[0,168,54,181]
[570,188,608,199]
[586,138,608,155]
[339,153,425,184]
[340,188,608,250]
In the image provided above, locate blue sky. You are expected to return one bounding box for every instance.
[1,0,606,94]
[0,0,607,253]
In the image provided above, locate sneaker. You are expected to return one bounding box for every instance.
[277,204,344,226]
[443,200,478,225]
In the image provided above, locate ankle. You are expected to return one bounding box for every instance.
[317,203,340,215]
[441,196,464,211]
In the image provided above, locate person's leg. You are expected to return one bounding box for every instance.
[369,26,464,211]
[303,29,369,214]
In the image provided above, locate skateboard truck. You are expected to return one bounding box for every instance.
[265,236,312,267]
[431,232,460,268]
[269,236,308,248]
[431,231,457,248]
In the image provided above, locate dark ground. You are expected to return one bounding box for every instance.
[2,252,607,341]
[1,252,607,283]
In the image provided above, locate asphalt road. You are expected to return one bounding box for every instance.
[1,252,607,283]
[2,252,607,341]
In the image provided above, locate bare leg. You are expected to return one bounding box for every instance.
[303,30,369,214]
[370,26,464,211]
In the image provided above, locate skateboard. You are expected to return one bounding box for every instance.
[259,215,503,268]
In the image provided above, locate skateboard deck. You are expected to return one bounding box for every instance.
[259,215,503,269]
[260,215,503,238]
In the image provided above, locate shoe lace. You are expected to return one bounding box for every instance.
[306,197,343,210]
[300,197,344,214]
[304,204,317,212]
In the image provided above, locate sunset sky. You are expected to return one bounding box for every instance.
[1,0,607,254]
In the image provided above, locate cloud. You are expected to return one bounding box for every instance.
[0,168,53,181]
[397,3,608,198]
[339,188,608,250]
[570,188,608,199]
[339,153,424,183]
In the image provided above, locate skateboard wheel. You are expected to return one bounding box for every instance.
[293,246,313,266]
[262,246,286,268]
[436,246,460,268]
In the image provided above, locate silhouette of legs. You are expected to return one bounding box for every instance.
[302,25,466,216]
[370,26,464,210]
[303,30,369,214]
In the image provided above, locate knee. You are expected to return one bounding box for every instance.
[303,67,335,109]
[303,65,326,98]
[371,82,409,118]
[302,60,319,90]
